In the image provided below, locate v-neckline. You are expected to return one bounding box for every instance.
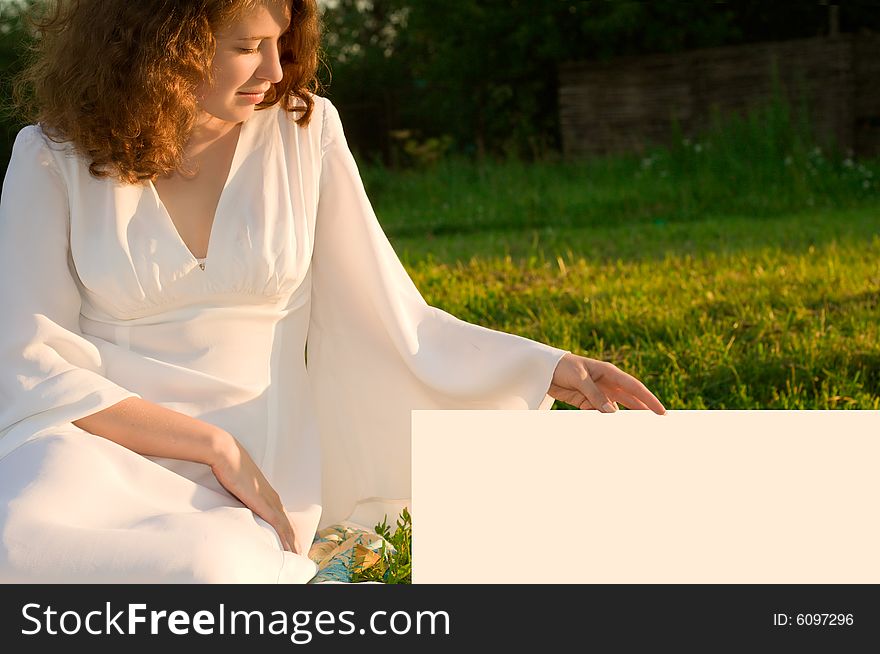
[147,117,248,267]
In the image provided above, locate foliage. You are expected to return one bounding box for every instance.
[350,507,412,584]
[359,92,879,239]
[0,0,38,169]
[345,93,880,414]
[5,1,880,166]
[318,0,880,164]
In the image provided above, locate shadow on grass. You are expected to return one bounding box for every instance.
[803,289,880,314]
[693,349,880,409]
[394,207,880,267]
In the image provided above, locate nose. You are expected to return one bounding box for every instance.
[256,44,284,85]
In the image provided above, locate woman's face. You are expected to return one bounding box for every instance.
[196,2,292,126]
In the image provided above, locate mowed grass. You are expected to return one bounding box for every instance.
[355,99,880,410]
[361,100,878,580]
[390,209,879,410]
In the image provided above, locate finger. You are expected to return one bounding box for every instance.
[282,517,299,554]
[275,526,291,553]
[279,510,303,555]
[577,366,616,412]
[614,390,652,411]
[615,373,667,415]
[288,528,299,555]
[271,519,295,553]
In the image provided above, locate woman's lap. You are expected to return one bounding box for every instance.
[0,425,317,583]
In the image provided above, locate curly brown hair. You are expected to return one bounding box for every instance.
[6,0,325,185]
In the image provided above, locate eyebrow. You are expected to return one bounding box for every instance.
[235,21,292,40]
[236,35,276,40]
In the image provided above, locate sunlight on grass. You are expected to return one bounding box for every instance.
[401,225,878,410]
[354,95,880,412]
[361,97,880,580]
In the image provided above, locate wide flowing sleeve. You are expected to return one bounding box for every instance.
[305,98,569,528]
[0,126,141,459]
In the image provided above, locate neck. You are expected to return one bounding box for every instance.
[183,114,242,160]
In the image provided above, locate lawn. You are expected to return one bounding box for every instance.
[364,184,880,585]
[390,207,879,411]
[355,98,880,411]
[357,101,880,581]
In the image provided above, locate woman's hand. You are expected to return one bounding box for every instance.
[549,352,666,414]
[208,432,303,555]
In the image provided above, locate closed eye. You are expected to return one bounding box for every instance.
[238,47,259,54]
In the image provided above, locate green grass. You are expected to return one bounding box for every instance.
[367,217,879,583]
[391,211,879,410]
[351,508,412,584]
[362,92,875,237]
[363,146,878,240]
[361,98,880,581]
[370,224,880,586]
[352,95,880,412]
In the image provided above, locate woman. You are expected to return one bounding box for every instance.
[0,0,665,583]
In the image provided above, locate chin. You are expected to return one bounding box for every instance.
[198,102,253,125]
[216,106,255,124]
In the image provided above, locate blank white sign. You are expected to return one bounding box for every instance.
[411,410,880,583]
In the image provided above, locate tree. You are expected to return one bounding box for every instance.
[320,1,880,164]
[0,0,39,174]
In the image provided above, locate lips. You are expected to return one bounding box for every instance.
[238,88,270,94]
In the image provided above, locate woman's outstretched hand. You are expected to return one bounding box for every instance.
[549,352,666,414]
[209,432,303,555]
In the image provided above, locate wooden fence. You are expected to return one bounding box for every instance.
[558,35,880,158]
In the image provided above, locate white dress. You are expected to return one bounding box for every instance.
[0,94,567,583]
